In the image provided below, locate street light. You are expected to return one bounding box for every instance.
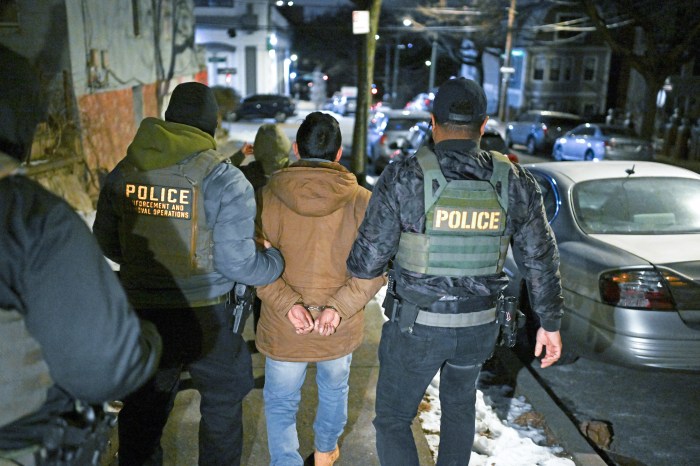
[498,0,517,123]
[392,43,406,107]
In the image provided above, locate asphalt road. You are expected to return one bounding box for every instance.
[510,146,700,466]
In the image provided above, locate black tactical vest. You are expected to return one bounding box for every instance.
[0,153,54,430]
[395,147,513,277]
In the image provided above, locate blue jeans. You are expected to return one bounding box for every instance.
[374,320,499,466]
[263,354,353,466]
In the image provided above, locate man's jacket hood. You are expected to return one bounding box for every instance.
[125,117,216,171]
[266,160,357,217]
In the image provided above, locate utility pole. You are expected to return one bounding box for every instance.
[392,41,405,107]
[498,0,516,122]
[352,0,382,187]
[428,35,438,91]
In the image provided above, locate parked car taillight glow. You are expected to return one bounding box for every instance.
[599,269,675,310]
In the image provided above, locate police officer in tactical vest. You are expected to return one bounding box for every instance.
[93,82,284,465]
[0,45,162,465]
[347,77,564,466]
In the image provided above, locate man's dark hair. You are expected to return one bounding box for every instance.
[295,112,341,161]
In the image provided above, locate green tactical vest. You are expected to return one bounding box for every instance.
[0,154,54,429]
[395,147,513,277]
[117,149,229,289]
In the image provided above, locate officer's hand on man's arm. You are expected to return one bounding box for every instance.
[535,328,562,368]
[287,304,315,335]
[314,308,340,336]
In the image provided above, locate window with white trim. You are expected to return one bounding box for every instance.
[533,56,545,81]
[583,57,597,81]
[549,57,561,81]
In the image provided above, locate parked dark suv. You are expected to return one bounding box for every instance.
[505,110,581,155]
[234,94,296,123]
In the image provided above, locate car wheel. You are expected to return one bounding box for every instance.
[584,150,594,161]
[274,112,287,123]
[553,145,564,161]
[526,137,537,155]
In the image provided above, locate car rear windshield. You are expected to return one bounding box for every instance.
[600,126,637,138]
[386,118,429,131]
[542,117,580,128]
[481,133,506,152]
[573,177,700,234]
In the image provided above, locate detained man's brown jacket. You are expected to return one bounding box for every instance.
[255,159,386,362]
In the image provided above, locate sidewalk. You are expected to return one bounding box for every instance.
[156,296,434,466]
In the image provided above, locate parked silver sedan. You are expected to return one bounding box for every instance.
[367,109,431,174]
[505,161,700,371]
[553,123,653,161]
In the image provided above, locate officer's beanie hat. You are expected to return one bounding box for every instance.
[432,77,487,125]
[0,44,45,162]
[254,123,291,176]
[165,82,219,137]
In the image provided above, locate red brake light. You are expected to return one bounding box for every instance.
[599,269,675,310]
[380,134,387,146]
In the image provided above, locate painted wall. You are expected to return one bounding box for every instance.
[195,2,292,98]
[1,0,205,175]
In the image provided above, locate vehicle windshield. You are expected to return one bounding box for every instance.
[386,118,428,131]
[573,177,700,234]
[542,117,580,128]
[600,126,637,138]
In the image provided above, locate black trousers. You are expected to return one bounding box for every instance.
[117,302,253,466]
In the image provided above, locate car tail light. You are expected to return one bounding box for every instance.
[542,124,548,136]
[600,268,680,310]
[379,134,387,146]
[605,139,616,148]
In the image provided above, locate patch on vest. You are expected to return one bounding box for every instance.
[432,207,502,232]
[124,183,193,220]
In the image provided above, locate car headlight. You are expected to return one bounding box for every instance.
[599,268,698,311]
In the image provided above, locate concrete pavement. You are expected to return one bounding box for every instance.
[103,295,607,466]
[156,295,434,466]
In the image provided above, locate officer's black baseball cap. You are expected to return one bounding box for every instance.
[432,77,487,125]
[165,82,219,137]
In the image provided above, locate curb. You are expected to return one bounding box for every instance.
[496,348,608,466]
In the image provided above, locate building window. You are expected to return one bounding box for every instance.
[508,53,524,89]
[562,58,573,81]
[0,0,19,28]
[194,0,234,6]
[131,0,140,36]
[549,57,561,82]
[584,103,598,116]
[533,56,545,81]
[583,57,597,81]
